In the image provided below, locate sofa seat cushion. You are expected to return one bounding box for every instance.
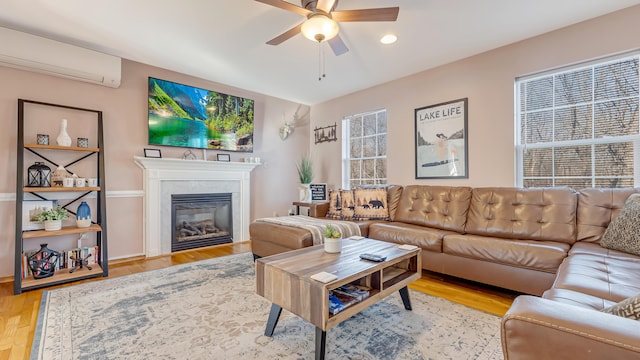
[443,234,570,273]
[368,222,455,252]
[543,288,616,311]
[553,253,640,302]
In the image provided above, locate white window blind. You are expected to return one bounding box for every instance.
[516,53,640,189]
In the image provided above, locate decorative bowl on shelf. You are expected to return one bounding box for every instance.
[27,244,61,279]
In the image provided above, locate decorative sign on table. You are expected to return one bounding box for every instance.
[414,98,468,179]
[310,183,328,201]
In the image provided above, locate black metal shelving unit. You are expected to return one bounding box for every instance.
[14,99,108,294]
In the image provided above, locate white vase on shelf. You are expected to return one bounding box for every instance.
[299,183,311,202]
[56,118,72,146]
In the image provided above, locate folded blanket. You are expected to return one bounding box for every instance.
[255,215,361,245]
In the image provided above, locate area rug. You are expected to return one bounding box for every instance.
[32,253,503,359]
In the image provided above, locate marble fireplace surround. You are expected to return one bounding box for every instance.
[134,156,258,257]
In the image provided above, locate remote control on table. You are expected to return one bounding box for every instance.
[359,253,386,262]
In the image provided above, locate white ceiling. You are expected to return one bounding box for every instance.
[1,0,639,105]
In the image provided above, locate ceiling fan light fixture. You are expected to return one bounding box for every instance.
[301,14,339,43]
[380,34,397,44]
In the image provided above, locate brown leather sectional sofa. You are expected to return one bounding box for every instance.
[251,185,640,358]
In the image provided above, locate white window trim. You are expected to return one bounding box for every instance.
[342,109,387,189]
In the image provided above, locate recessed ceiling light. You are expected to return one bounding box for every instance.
[380,34,397,45]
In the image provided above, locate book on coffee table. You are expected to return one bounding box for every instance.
[333,285,370,302]
[329,290,359,315]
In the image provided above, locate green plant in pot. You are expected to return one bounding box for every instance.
[324,224,342,253]
[297,155,313,202]
[296,155,313,184]
[35,205,68,231]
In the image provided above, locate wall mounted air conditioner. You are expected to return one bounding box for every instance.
[0,26,121,88]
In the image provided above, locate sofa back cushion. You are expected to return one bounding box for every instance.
[465,187,577,244]
[577,188,640,242]
[394,185,472,232]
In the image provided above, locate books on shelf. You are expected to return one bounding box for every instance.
[328,284,371,315]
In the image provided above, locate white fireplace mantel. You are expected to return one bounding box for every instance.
[134,156,258,257]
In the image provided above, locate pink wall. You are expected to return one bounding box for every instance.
[310,6,640,189]
[0,59,309,278]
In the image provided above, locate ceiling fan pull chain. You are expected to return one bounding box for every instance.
[318,42,321,81]
[318,41,327,81]
[322,42,326,80]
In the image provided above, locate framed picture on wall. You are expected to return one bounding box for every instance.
[414,98,468,179]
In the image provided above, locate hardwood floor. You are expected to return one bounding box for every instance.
[0,242,517,360]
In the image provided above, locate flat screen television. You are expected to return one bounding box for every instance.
[148,77,254,152]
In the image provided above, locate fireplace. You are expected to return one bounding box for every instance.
[171,193,233,252]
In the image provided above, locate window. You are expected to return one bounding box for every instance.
[342,109,387,189]
[516,53,640,189]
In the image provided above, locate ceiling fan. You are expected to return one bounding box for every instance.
[256,0,399,56]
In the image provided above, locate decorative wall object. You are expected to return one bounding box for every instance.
[279,123,294,140]
[314,123,337,144]
[56,118,72,146]
[217,153,231,162]
[414,98,468,179]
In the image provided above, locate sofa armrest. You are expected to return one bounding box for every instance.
[501,295,640,360]
[309,202,329,217]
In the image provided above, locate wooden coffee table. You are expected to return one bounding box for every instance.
[255,238,421,360]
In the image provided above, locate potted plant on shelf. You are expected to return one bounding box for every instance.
[297,155,313,202]
[34,205,68,231]
[324,224,342,253]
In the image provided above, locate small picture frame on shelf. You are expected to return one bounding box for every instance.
[144,148,162,158]
[22,200,57,231]
[217,153,231,162]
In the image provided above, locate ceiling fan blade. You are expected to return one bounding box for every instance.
[332,7,399,22]
[316,0,336,13]
[328,35,349,56]
[255,0,312,17]
[266,23,303,45]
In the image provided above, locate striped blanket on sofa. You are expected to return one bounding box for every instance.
[254,215,361,246]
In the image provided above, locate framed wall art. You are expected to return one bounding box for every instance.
[22,200,57,231]
[144,148,162,158]
[415,98,468,179]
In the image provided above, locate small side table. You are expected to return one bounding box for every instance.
[292,201,328,216]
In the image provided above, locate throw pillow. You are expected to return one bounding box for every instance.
[601,294,640,320]
[326,189,342,219]
[353,187,390,220]
[340,190,355,220]
[600,193,640,256]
